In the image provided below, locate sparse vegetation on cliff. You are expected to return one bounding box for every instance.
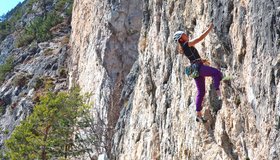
[0,56,14,84]
[0,2,25,41]
[0,0,74,47]
[16,11,63,47]
[3,88,94,160]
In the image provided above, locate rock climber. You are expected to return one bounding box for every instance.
[173,23,222,123]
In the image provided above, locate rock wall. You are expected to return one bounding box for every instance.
[69,0,143,154]
[70,0,280,159]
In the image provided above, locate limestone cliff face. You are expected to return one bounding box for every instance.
[70,0,280,159]
[69,0,142,153]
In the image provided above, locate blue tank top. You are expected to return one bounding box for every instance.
[180,42,201,63]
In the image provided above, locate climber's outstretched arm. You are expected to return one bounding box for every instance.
[188,23,213,47]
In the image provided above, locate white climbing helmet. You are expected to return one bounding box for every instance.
[173,31,184,42]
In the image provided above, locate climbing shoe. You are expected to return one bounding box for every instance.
[196,116,207,123]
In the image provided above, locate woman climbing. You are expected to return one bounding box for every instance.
[173,23,222,123]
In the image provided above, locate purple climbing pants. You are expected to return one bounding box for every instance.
[194,64,222,112]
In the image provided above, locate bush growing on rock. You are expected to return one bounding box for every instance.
[4,88,94,160]
[16,11,63,47]
[0,56,14,84]
[11,73,29,88]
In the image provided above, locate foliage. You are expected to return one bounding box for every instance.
[0,56,14,84]
[16,11,63,47]
[1,0,74,47]
[34,77,44,90]
[43,48,53,56]
[0,21,12,41]
[222,76,232,83]
[27,0,39,6]
[55,0,70,11]
[0,2,25,41]
[4,88,94,160]
[15,33,35,48]
[58,67,68,78]
[32,76,55,103]
[0,105,4,115]
[65,2,74,16]
[12,73,29,87]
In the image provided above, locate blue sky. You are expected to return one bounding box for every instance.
[0,0,25,16]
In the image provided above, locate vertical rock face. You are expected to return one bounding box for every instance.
[70,0,280,159]
[69,0,143,153]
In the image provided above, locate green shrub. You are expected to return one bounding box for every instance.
[0,56,14,84]
[44,77,55,91]
[26,0,39,8]
[15,11,63,47]
[65,2,73,16]
[3,130,9,135]
[12,73,28,87]
[55,0,68,11]
[34,77,44,90]
[4,88,92,159]
[15,33,35,48]
[0,105,4,115]
[1,0,72,47]
[43,48,53,56]
[0,21,12,41]
[55,0,74,13]
[0,2,24,40]
[33,76,55,91]
[58,67,68,78]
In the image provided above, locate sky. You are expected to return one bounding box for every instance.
[0,0,25,16]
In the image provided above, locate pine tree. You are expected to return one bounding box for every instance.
[4,88,93,159]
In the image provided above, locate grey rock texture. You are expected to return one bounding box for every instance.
[69,0,143,155]
[72,0,280,159]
